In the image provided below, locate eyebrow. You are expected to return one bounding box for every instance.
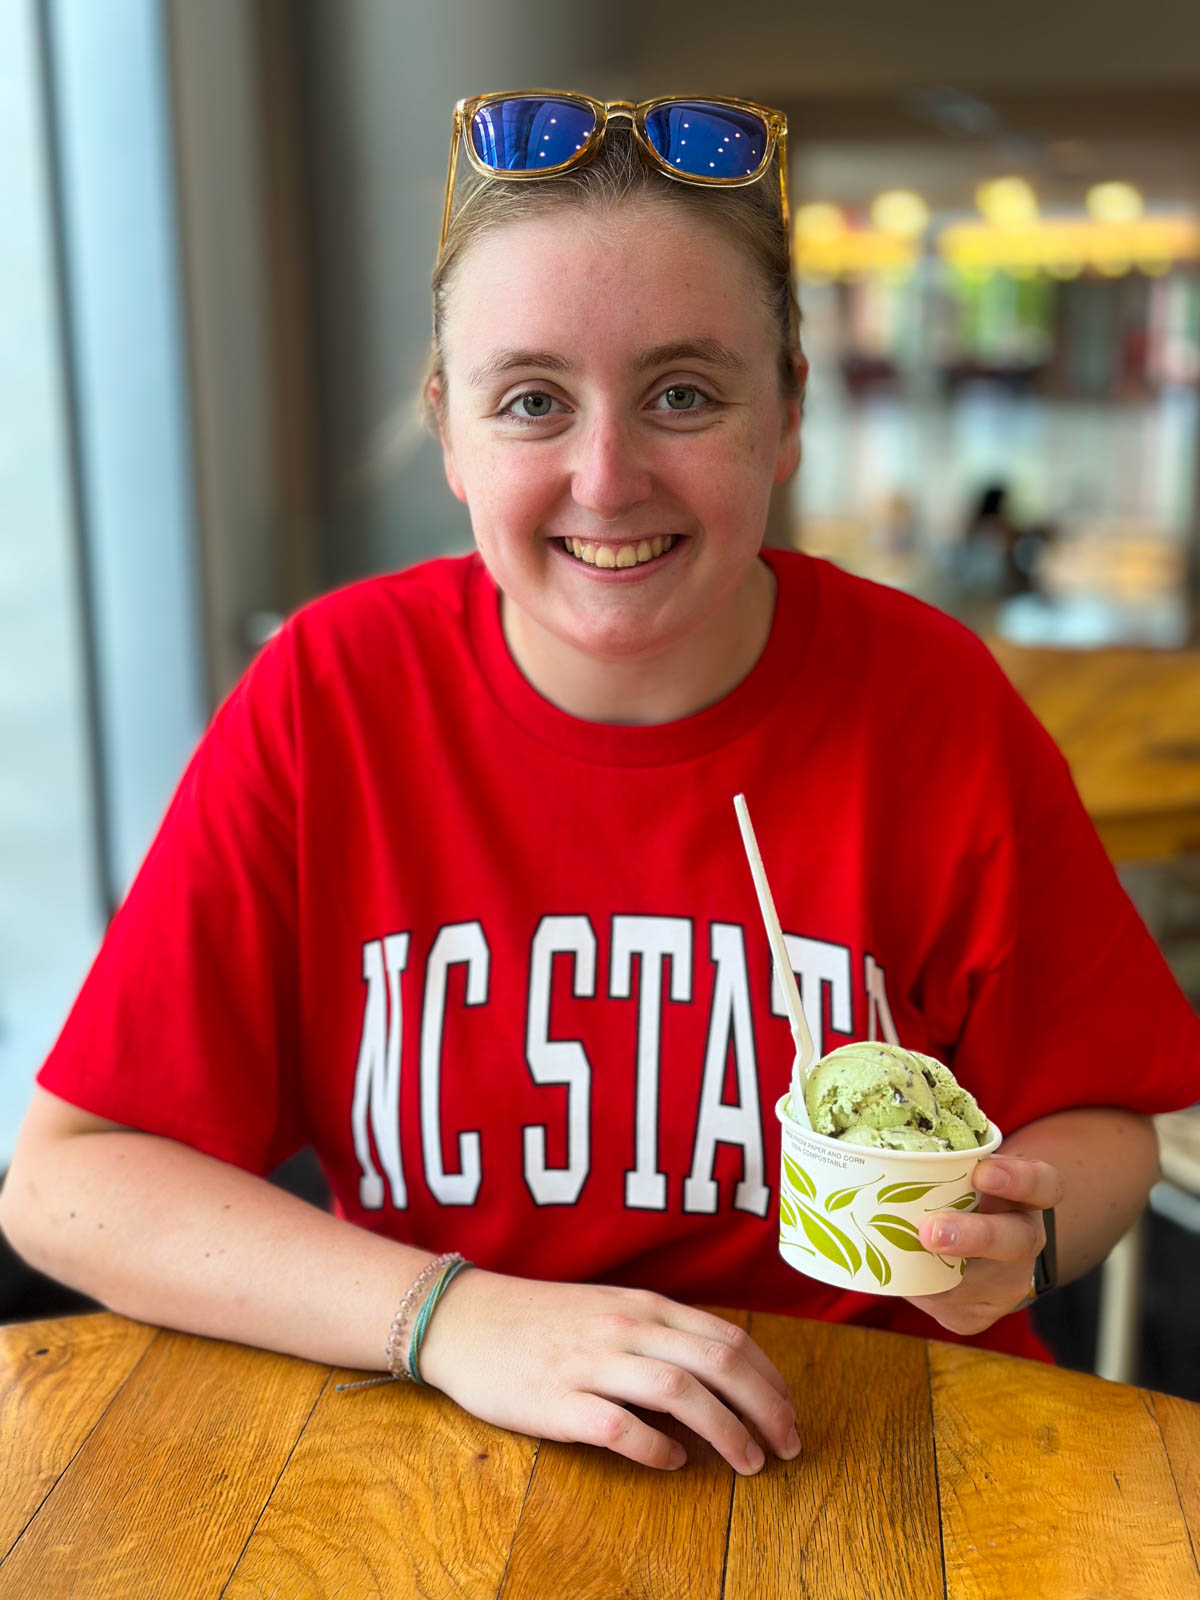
[465,339,749,389]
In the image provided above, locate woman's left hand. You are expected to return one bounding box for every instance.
[906,1156,1065,1336]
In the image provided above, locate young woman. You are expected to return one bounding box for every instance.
[3,93,1195,1479]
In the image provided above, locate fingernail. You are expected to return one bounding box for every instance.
[934,1221,959,1249]
[782,1426,801,1458]
[668,1443,686,1469]
[983,1165,1011,1190]
[745,1442,765,1474]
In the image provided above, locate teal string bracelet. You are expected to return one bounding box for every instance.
[336,1250,468,1394]
[408,1256,473,1387]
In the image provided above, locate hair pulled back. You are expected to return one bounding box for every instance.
[424,124,801,429]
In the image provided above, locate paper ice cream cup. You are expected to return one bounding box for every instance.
[775,1093,1002,1297]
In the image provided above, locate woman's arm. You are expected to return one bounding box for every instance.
[0,1088,428,1370]
[0,1088,798,1474]
[907,1107,1159,1337]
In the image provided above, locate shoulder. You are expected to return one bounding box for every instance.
[773,548,1021,711]
[238,551,481,707]
[287,553,476,660]
[770,549,1067,802]
[209,552,479,775]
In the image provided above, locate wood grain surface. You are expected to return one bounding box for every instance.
[497,1310,753,1600]
[929,1342,1200,1600]
[1151,1389,1200,1565]
[0,1313,154,1558]
[0,1327,326,1600]
[226,1369,537,1600]
[989,642,1200,863]
[1,1311,1197,1599]
[725,1317,943,1600]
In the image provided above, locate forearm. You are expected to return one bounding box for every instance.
[1,1130,431,1371]
[997,1107,1159,1285]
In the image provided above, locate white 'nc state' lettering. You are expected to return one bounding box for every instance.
[610,915,692,1210]
[523,915,595,1204]
[770,933,853,1060]
[420,921,488,1205]
[683,922,769,1216]
[351,933,410,1210]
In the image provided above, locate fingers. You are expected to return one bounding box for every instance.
[655,1301,792,1400]
[559,1392,689,1472]
[585,1355,769,1475]
[920,1156,1061,1262]
[632,1320,799,1461]
[972,1156,1064,1210]
[919,1205,1045,1263]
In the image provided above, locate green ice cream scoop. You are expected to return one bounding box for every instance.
[803,1041,990,1152]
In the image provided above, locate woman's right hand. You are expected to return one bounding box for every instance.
[417,1270,801,1474]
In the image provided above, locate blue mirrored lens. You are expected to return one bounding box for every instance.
[470,97,596,171]
[643,102,769,179]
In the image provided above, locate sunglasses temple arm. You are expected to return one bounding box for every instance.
[439,112,462,256]
[776,128,791,261]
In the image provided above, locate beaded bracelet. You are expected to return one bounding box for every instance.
[336,1250,468,1393]
[408,1256,473,1386]
[387,1252,465,1380]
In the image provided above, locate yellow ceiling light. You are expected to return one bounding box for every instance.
[975,176,1038,228]
[1046,256,1083,280]
[1086,181,1143,224]
[870,189,930,237]
[794,202,846,243]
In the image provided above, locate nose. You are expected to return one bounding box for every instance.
[569,413,654,522]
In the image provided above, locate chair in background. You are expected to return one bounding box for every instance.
[1096,1109,1200,1383]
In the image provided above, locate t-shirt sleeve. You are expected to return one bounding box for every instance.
[37,630,305,1174]
[940,684,1200,1133]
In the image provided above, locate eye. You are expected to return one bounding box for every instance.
[503,391,561,421]
[653,385,707,413]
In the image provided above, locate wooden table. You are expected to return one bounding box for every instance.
[2,1311,1198,1598]
[990,640,1200,864]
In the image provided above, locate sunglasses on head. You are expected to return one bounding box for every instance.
[440,91,790,257]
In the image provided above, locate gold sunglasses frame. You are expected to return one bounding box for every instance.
[439,90,790,258]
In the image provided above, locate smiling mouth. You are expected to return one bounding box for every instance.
[558,535,677,569]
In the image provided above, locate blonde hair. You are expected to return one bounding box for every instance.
[422,125,801,431]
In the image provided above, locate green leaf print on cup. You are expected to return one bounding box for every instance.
[795,1201,862,1276]
[782,1154,816,1201]
[877,1175,968,1206]
[823,1176,880,1213]
[852,1217,892,1289]
[937,1190,979,1212]
[868,1213,928,1253]
[779,1194,798,1231]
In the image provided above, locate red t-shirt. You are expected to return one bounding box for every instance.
[39,549,1200,1362]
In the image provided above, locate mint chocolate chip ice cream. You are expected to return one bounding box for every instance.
[801,1041,990,1152]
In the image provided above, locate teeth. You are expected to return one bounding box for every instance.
[564,536,678,568]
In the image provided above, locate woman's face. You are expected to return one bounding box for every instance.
[436,202,801,669]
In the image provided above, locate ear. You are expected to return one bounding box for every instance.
[428,372,468,505]
[773,350,808,486]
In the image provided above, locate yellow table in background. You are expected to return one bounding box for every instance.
[989,641,1200,864]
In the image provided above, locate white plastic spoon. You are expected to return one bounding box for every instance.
[733,793,816,1129]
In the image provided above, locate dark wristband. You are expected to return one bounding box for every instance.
[1032,1206,1058,1297]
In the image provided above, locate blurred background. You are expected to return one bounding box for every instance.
[2,0,1198,1394]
